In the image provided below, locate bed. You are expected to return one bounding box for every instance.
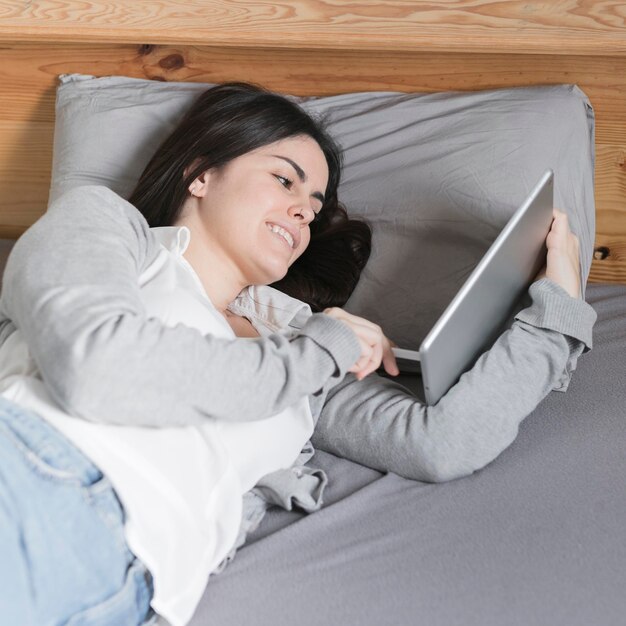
[0,2,625,625]
[200,282,626,626]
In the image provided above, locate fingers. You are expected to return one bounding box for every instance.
[547,209,578,250]
[349,333,384,381]
[549,209,568,239]
[326,307,399,380]
[356,339,384,380]
[381,337,400,377]
[544,208,582,299]
[351,340,400,380]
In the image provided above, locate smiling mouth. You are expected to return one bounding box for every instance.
[266,223,295,249]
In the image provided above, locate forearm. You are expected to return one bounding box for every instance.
[313,280,596,482]
[64,314,358,426]
[0,186,360,426]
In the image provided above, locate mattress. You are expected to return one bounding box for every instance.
[189,282,626,626]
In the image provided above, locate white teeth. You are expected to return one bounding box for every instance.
[267,223,294,248]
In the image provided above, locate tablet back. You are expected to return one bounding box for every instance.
[420,169,554,406]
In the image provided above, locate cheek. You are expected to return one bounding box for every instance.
[291,229,311,262]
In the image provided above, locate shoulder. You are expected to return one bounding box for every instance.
[48,185,146,225]
[45,185,161,268]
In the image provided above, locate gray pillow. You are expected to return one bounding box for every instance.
[51,74,595,348]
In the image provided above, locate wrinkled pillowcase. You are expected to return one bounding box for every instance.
[50,74,595,347]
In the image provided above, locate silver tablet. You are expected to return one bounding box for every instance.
[414,169,554,405]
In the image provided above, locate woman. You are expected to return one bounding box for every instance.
[0,83,595,626]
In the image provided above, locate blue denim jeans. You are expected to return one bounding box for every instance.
[0,396,155,625]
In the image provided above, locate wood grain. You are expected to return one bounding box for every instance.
[590,233,626,282]
[0,0,625,55]
[0,118,54,237]
[1,44,626,141]
[596,145,626,210]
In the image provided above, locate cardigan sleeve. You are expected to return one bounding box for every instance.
[312,278,597,483]
[0,186,360,427]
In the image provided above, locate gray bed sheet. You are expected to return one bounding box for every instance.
[190,283,626,626]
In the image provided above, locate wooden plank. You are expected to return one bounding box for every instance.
[0,0,625,55]
[1,43,626,144]
[590,230,626,283]
[593,143,626,280]
[596,145,626,211]
[0,120,54,235]
[0,121,52,178]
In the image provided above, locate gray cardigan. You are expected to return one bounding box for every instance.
[0,186,596,487]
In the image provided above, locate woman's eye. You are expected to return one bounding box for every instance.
[275,174,293,189]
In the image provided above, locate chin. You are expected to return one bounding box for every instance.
[269,271,289,285]
[257,263,289,286]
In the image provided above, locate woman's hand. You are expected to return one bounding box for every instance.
[536,208,581,299]
[323,307,400,380]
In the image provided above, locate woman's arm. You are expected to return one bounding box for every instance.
[312,278,596,483]
[0,186,360,427]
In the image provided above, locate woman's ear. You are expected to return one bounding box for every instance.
[184,157,212,197]
[187,169,211,198]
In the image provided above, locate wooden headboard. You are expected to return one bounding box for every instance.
[1,0,625,283]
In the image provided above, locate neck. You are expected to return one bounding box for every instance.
[176,218,247,315]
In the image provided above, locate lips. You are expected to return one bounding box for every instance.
[265,221,301,249]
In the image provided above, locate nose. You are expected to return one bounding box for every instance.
[288,204,315,225]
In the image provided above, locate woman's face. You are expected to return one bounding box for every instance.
[188,134,329,286]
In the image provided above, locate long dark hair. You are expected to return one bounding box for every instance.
[129,82,371,312]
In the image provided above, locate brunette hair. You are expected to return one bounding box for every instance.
[129,82,371,312]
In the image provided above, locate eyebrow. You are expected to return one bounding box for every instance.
[271,155,326,206]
